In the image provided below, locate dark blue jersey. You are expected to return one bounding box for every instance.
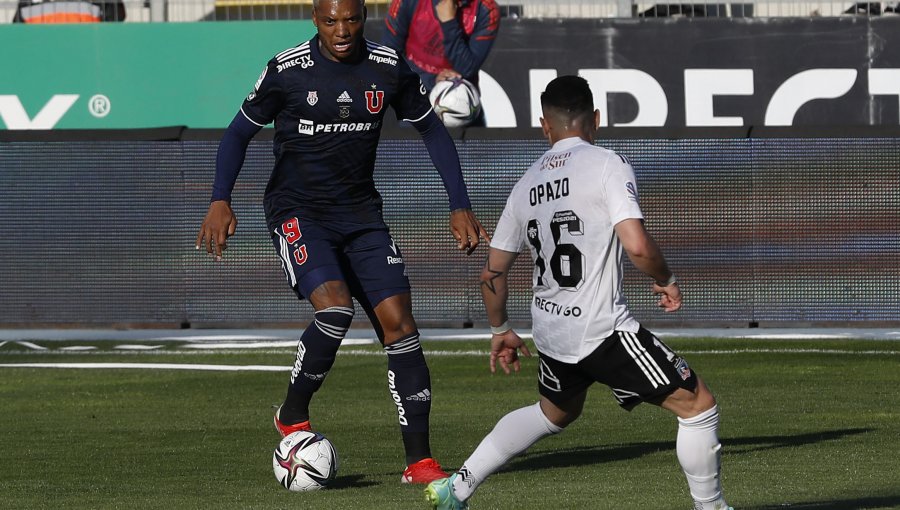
[240,35,433,226]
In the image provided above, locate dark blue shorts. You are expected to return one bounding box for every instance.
[270,215,411,306]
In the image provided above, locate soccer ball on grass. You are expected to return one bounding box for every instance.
[272,430,338,491]
[430,77,482,128]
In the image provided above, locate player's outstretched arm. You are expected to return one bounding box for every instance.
[412,111,490,254]
[614,218,682,312]
[451,208,491,255]
[196,200,237,261]
[195,112,260,261]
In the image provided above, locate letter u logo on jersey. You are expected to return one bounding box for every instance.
[365,90,384,114]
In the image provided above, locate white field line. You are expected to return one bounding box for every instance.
[0,347,898,372]
[0,362,290,371]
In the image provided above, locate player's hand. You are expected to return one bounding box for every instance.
[450,208,491,255]
[436,68,462,82]
[435,0,458,21]
[653,281,682,312]
[195,200,237,261]
[490,329,531,375]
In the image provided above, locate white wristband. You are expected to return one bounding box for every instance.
[490,321,511,335]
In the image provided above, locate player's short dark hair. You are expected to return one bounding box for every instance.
[540,75,594,123]
[313,0,365,8]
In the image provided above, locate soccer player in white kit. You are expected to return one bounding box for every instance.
[425,75,733,510]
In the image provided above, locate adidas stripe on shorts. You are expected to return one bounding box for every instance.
[537,326,698,411]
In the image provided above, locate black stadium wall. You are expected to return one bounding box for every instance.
[1,127,898,328]
[371,17,900,129]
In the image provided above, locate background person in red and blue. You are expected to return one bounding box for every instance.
[383,0,499,125]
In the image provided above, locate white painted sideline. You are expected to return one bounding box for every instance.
[0,363,290,371]
[1,327,899,342]
[1,347,897,372]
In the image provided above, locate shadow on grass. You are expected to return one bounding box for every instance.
[329,474,378,489]
[744,495,900,509]
[503,428,871,473]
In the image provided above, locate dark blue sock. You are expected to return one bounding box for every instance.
[384,332,432,463]
[280,306,354,423]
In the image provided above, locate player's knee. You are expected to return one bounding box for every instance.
[540,396,583,428]
[382,324,417,345]
[373,294,417,344]
[665,379,717,418]
[309,281,354,309]
[690,381,717,415]
[314,305,355,337]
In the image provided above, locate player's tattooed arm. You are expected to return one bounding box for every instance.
[480,248,530,374]
[479,248,517,327]
[480,256,504,295]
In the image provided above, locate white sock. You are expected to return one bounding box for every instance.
[452,402,562,501]
[677,405,729,509]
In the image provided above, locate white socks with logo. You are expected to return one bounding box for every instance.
[677,405,729,510]
[452,402,562,501]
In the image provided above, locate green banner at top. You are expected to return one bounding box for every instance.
[0,21,316,129]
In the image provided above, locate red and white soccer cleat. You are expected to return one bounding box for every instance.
[273,406,312,438]
[401,457,449,484]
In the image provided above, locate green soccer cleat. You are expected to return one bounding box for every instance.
[425,474,468,510]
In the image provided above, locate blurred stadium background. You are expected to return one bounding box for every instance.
[0,0,898,329]
[2,0,899,22]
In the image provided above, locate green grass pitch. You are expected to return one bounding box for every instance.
[1,337,898,509]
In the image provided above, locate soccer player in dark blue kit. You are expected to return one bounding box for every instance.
[195,0,490,485]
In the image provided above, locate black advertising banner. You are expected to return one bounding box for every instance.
[370,17,900,128]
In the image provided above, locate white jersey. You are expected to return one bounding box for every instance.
[491,137,643,363]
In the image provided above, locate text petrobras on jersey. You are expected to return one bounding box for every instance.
[298,119,382,135]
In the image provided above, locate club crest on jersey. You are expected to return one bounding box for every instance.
[365,89,384,114]
[307,91,318,106]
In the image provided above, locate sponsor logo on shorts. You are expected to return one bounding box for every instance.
[538,359,562,392]
[387,256,403,265]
